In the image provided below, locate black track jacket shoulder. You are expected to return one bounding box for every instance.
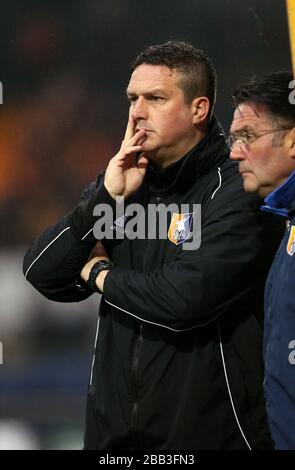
[23,118,284,449]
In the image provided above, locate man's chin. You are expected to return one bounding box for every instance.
[242,174,258,194]
[141,140,155,153]
[243,176,270,198]
[141,144,158,159]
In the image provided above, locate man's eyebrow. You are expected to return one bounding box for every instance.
[230,125,255,134]
[126,88,167,97]
[126,89,135,97]
[145,88,166,95]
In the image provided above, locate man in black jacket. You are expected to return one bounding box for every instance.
[23,41,282,449]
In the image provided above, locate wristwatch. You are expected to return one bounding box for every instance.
[87,259,114,293]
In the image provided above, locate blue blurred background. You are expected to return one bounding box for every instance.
[0,0,291,449]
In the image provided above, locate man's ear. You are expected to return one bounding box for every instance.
[289,127,295,148]
[287,127,295,159]
[192,97,210,125]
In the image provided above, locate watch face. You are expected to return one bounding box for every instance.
[99,261,109,268]
[101,260,112,268]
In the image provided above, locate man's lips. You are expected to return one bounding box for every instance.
[136,127,153,132]
[240,170,252,176]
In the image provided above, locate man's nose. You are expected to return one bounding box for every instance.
[229,144,245,162]
[131,97,148,120]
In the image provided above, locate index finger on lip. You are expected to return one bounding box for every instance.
[124,110,136,141]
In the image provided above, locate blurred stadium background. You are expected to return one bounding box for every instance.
[0,0,292,450]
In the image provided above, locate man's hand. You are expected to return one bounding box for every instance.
[104,113,149,200]
[80,242,110,293]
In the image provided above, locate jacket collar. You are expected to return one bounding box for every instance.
[146,116,229,194]
[261,170,295,218]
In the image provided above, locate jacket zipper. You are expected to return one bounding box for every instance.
[131,322,143,429]
[130,193,162,431]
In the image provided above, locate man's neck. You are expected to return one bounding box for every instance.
[148,131,206,169]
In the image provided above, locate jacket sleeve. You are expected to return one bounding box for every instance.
[23,174,117,302]
[103,175,283,331]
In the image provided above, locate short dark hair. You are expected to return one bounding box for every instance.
[131,40,217,120]
[233,71,295,127]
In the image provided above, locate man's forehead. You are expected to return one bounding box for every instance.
[127,63,177,91]
[231,103,271,128]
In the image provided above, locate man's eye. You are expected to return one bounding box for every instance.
[129,97,137,103]
[151,96,162,101]
[241,131,255,141]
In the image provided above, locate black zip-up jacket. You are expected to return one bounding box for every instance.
[23,118,283,449]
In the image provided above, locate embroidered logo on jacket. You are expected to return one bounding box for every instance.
[168,213,193,245]
[287,225,295,256]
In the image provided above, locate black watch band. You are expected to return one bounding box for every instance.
[87,260,114,293]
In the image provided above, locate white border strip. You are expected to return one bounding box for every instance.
[211,167,222,199]
[25,227,71,278]
[82,228,93,240]
[217,321,252,450]
[25,226,94,279]
[105,299,224,332]
[89,314,100,386]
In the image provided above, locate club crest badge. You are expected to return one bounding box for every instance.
[168,213,193,245]
[287,225,295,256]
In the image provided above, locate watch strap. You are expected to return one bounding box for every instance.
[87,260,114,293]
